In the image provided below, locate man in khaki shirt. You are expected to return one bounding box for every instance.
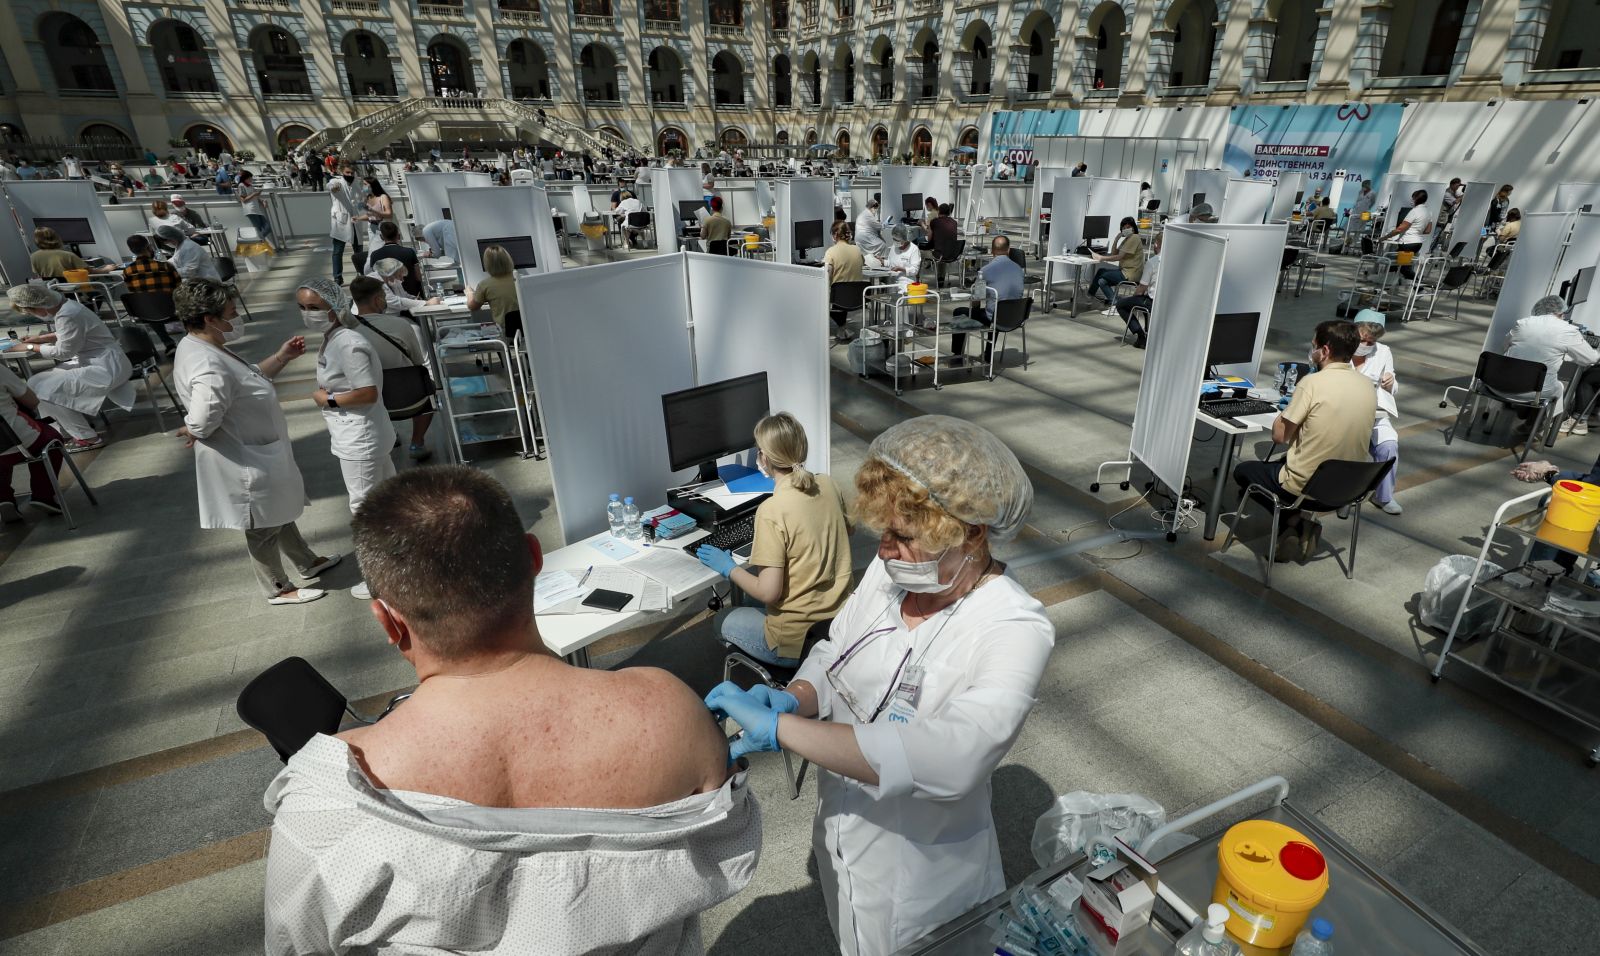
[1233,320,1377,561]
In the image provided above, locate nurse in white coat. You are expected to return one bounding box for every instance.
[705,416,1055,956]
[169,278,340,605]
[8,283,135,451]
[328,177,362,285]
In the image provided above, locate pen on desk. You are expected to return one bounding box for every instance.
[578,566,594,588]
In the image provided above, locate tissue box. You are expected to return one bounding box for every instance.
[1076,838,1157,956]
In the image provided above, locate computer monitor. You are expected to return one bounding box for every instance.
[1584,204,1595,214]
[1565,266,1595,308]
[1205,312,1262,370]
[33,217,94,245]
[678,200,704,224]
[1082,215,1111,242]
[793,218,825,258]
[661,371,771,481]
[1293,192,1304,206]
[1146,199,1161,212]
[1191,192,1206,210]
[477,236,537,270]
[442,207,452,221]
[901,192,923,217]
[1042,191,1054,211]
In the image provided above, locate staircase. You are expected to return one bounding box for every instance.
[294,98,635,161]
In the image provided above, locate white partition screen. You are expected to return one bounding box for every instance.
[687,254,831,476]
[448,186,553,288]
[1485,213,1575,350]
[6,181,119,261]
[1386,180,1447,236]
[1189,223,1290,380]
[1452,182,1497,247]
[1129,226,1229,497]
[519,257,696,543]
[406,172,492,229]
[1555,183,1600,214]
[0,189,33,283]
[1268,173,1306,222]
[1182,169,1231,215]
[1561,215,1600,332]
[1029,166,1073,249]
[1084,178,1142,241]
[1046,176,1093,258]
[775,178,834,265]
[1220,180,1274,225]
[654,167,706,254]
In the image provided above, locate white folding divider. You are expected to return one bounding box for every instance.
[1188,223,1291,380]
[5,180,119,261]
[1452,181,1497,246]
[653,166,706,254]
[1563,217,1600,331]
[518,257,696,543]
[1084,178,1142,240]
[1129,225,1229,497]
[1268,172,1306,222]
[1181,169,1231,215]
[963,164,990,233]
[405,171,493,229]
[754,178,773,219]
[275,190,340,239]
[1325,174,1347,218]
[1483,213,1600,350]
[775,178,834,264]
[1028,166,1073,249]
[1220,180,1274,225]
[448,185,562,289]
[545,183,585,236]
[518,253,831,542]
[687,252,830,476]
[1384,180,1447,236]
[101,204,151,256]
[1555,183,1600,214]
[1045,176,1093,257]
[0,188,34,284]
[880,165,950,229]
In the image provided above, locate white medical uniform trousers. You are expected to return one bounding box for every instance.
[339,454,397,514]
[36,402,97,441]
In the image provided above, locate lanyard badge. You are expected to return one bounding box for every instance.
[884,663,925,725]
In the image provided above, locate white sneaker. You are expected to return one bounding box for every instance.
[352,581,372,600]
[1380,500,1403,515]
[1576,419,1590,436]
[1560,417,1579,435]
[1102,306,1120,316]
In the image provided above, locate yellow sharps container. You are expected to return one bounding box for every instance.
[1212,819,1329,948]
[1537,480,1600,551]
[906,282,928,304]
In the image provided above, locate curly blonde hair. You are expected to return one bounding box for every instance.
[853,457,974,554]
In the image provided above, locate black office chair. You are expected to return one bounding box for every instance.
[1448,240,1468,260]
[1147,200,1161,212]
[1433,264,1477,321]
[215,257,256,322]
[1277,248,1301,292]
[625,210,653,248]
[112,324,183,431]
[119,291,178,353]
[236,656,412,763]
[1006,248,1047,309]
[985,296,1033,380]
[0,415,97,530]
[931,236,966,287]
[706,239,730,256]
[829,280,869,341]
[1220,458,1394,588]
[1440,351,1556,461]
[720,619,831,799]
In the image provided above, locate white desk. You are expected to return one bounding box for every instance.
[1044,254,1097,316]
[537,528,739,666]
[1194,398,1282,540]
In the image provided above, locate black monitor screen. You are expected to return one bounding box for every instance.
[1566,266,1595,307]
[662,372,771,474]
[1206,312,1262,368]
[1191,192,1206,209]
[1585,204,1595,213]
[1293,192,1304,206]
[794,218,825,253]
[477,236,537,270]
[1042,191,1054,210]
[33,217,94,244]
[678,200,704,223]
[901,192,923,215]
[1082,215,1111,241]
[442,207,452,221]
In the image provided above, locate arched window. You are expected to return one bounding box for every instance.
[1380,0,1468,76]
[41,14,116,93]
[712,51,744,105]
[1088,3,1126,90]
[1266,0,1318,82]
[957,126,979,155]
[962,24,993,96]
[720,127,748,148]
[772,0,790,30]
[344,30,397,98]
[184,124,234,159]
[869,126,889,159]
[835,128,851,157]
[910,127,932,163]
[428,36,475,93]
[657,125,688,156]
[801,51,822,105]
[252,27,312,96]
[0,124,26,143]
[710,0,743,27]
[833,45,855,103]
[805,128,819,147]
[648,47,684,103]
[773,54,793,107]
[1167,0,1218,87]
[81,124,131,148]
[580,43,620,102]
[1018,15,1055,94]
[277,124,314,152]
[776,129,790,144]
[871,38,894,102]
[914,31,939,99]
[150,19,219,94]
[508,39,551,99]
[1535,0,1600,70]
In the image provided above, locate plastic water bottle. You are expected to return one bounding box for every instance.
[606,493,626,537]
[1175,904,1242,956]
[1290,918,1334,956]
[622,497,642,540]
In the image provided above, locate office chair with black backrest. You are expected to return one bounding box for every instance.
[830,280,869,340]
[236,656,412,763]
[1006,248,1047,309]
[931,236,966,287]
[1440,350,1555,460]
[119,291,179,353]
[112,324,183,431]
[215,257,255,322]
[625,210,653,248]
[707,239,730,256]
[720,619,832,798]
[1220,458,1394,588]
[985,296,1033,380]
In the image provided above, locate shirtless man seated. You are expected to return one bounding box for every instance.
[263,466,759,955]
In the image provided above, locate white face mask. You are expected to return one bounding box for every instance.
[301,307,331,331]
[1121,227,1134,238]
[216,317,242,343]
[884,548,970,594]
[1354,342,1376,358]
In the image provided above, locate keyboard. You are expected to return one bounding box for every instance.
[1200,397,1281,419]
[703,513,757,554]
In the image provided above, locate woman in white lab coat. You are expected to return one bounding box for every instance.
[705,416,1055,956]
[170,278,339,605]
[7,283,135,451]
[328,177,362,285]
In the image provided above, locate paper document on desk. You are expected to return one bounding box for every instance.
[534,570,586,613]
[627,548,721,592]
[540,567,668,614]
[589,536,638,561]
[686,481,767,511]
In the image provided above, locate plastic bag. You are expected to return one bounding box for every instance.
[1420,554,1503,634]
[848,332,889,376]
[1030,791,1166,868]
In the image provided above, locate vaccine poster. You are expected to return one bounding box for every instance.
[1223,104,1402,191]
[987,110,1081,168]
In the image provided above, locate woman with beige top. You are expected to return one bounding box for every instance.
[465,244,521,341]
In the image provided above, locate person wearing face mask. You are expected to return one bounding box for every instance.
[1232,320,1377,562]
[1351,311,1402,515]
[349,275,435,462]
[367,257,440,315]
[171,278,340,605]
[297,276,395,601]
[328,175,363,284]
[1090,216,1145,314]
[695,413,854,666]
[702,416,1053,956]
[883,225,922,288]
[6,283,136,452]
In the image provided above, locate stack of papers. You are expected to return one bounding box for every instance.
[540,566,669,615]
[626,548,721,592]
[534,570,587,612]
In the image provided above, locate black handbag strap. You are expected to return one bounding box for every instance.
[355,316,419,367]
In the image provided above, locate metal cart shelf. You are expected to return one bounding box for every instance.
[434,328,531,463]
[860,284,974,395]
[1432,488,1600,766]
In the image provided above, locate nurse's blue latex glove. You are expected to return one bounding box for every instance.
[747,684,799,715]
[696,544,737,578]
[704,681,782,756]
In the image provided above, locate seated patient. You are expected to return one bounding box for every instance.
[263,466,759,955]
